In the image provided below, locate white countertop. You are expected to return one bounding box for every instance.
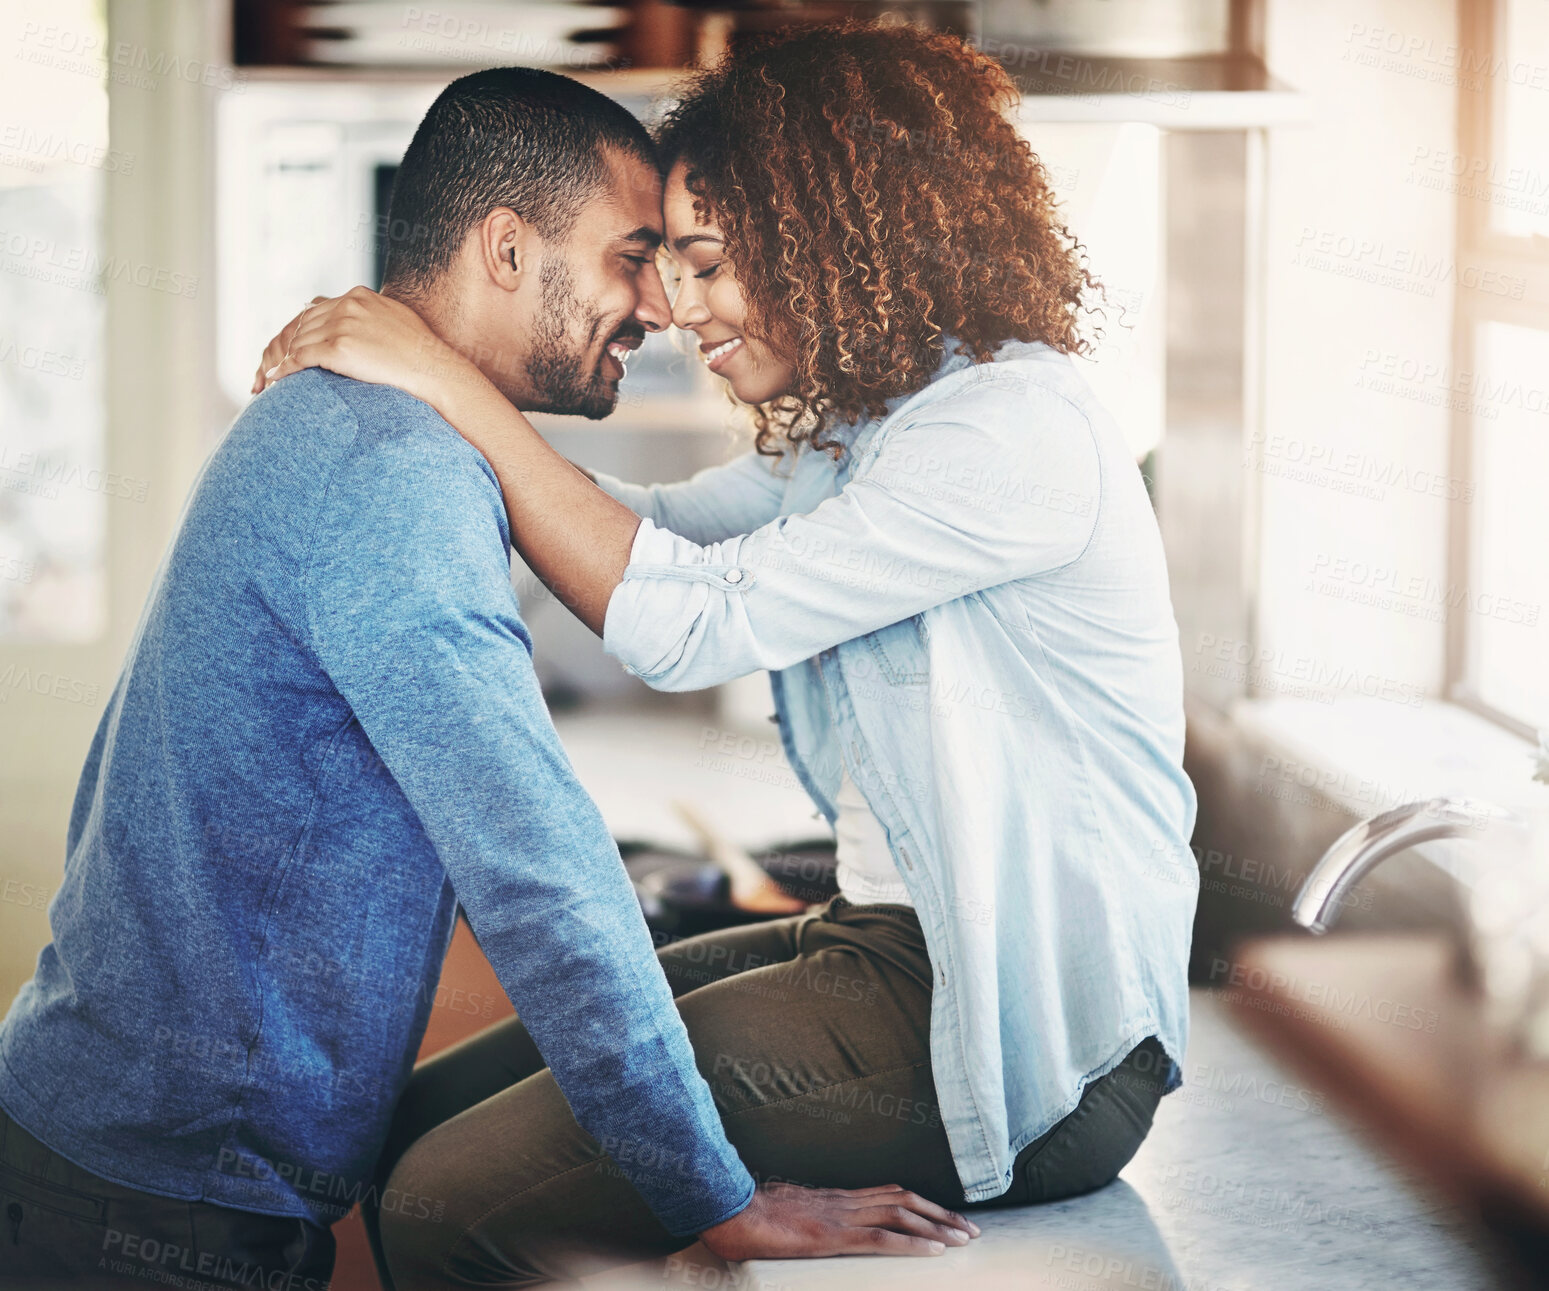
[587,991,1505,1291]
[558,703,1506,1290]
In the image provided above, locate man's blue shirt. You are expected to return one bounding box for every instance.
[0,369,754,1234]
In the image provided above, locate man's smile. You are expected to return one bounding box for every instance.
[601,331,643,382]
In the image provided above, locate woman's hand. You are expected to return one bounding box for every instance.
[251,286,475,416]
[700,1182,979,1262]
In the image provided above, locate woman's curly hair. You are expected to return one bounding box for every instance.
[654,19,1104,458]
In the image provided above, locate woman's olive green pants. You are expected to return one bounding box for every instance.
[365,898,1170,1288]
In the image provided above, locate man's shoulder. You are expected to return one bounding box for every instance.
[215,370,504,554]
[243,369,468,459]
[245,370,497,497]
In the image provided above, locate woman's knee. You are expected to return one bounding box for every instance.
[377,1143,547,1288]
[377,1146,672,1288]
[375,1137,467,1288]
[375,1071,674,1288]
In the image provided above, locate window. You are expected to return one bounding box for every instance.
[1489,0,1549,241]
[0,0,109,641]
[1450,0,1549,733]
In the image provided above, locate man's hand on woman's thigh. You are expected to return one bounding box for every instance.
[701,1180,979,1261]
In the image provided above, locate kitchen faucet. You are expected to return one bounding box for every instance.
[1291,797,1506,934]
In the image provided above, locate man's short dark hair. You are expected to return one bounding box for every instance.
[382,67,656,300]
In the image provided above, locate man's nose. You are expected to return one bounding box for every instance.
[633,262,671,334]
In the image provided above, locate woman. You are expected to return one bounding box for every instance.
[257,20,1198,1286]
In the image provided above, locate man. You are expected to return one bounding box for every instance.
[0,68,969,1288]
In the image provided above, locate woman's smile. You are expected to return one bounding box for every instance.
[699,335,744,372]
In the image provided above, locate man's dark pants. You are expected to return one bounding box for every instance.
[0,1106,334,1289]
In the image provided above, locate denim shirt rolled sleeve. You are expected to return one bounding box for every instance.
[302,423,753,1236]
[602,383,1101,691]
[590,449,789,546]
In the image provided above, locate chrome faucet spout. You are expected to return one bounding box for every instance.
[1291,797,1506,934]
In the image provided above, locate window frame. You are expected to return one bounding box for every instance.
[1446,0,1549,738]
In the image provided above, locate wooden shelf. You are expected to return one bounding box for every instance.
[234,53,1304,128]
[235,62,681,97]
[1010,51,1305,128]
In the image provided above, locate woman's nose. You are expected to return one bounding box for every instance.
[671,284,711,331]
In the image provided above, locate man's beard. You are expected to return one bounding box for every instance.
[525,255,625,420]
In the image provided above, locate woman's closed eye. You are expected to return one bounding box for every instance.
[694,262,722,280]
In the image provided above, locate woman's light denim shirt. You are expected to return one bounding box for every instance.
[595,339,1198,1202]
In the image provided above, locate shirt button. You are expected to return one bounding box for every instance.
[724,568,744,585]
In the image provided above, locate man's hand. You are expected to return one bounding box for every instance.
[700,1182,980,1262]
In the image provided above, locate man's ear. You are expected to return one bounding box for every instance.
[477,207,544,289]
